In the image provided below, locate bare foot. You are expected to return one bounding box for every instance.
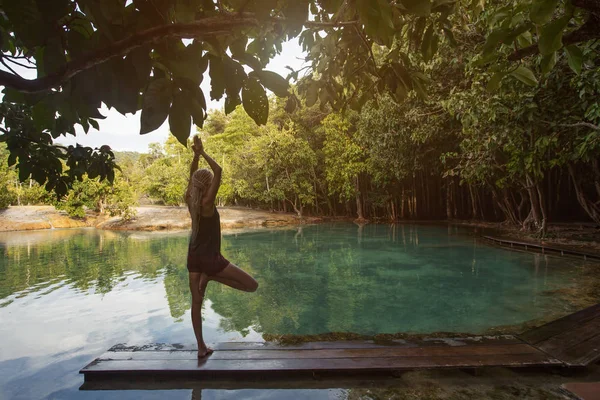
[197,346,214,359]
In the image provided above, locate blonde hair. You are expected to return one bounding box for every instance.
[188,168,213,242]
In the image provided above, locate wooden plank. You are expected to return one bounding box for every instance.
[553,333,600,367]
[481,236,600,260]
[95,344,539,362]
[537,316,600,356]
[107,337,521,353]
[211,337,522,350]
[80,376,406,391]
[82,353,560,376]
[561,382,600,400]
[519,304,600,345]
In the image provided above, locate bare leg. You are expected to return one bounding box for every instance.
[189,272,213,358]
[209,263,258,292]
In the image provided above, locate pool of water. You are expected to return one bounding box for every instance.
[0,223,593,399]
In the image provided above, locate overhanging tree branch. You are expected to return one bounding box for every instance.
[0,13,359,94]
[542,120,600,131]
[508,13,600,61]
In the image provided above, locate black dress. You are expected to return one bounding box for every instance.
[187,207,229,275]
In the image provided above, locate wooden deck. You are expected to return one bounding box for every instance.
[80,304,600,390]
[518,303,600,367]
[80,336,561,390]
[481,236,600,261]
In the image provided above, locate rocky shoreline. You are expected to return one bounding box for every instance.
[0,205,302,233]
[2,206,599,254]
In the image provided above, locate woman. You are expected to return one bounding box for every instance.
[185,135,258,358]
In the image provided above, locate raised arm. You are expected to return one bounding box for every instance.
[185,138,202,203]
[200,145,222,206]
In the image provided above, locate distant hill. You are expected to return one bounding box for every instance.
[113,151,142,165]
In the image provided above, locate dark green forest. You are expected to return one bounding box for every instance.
[0,0,599,236]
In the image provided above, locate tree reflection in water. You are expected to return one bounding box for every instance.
[1,224,577,339]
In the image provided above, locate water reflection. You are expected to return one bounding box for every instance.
[0,224,591,399]
[0,224,582,335]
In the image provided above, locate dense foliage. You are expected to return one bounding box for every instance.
[0,0,599,235]
[1,0,599,199]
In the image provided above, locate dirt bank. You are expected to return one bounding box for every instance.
[0,206,105,232]
[0,205,302,232]
[97,205,302,231]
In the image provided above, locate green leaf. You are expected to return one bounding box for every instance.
[110,58,141,115]
[482,28,510,56]
[486,72,507,92]
[401,0,431,16]
[174,0,197,23]
[282,0,308,37]
[32,101,55,131]
[208,56,225,100]
[89,119,100,130]
[565,45,583,74]
[541,51,557,74]
[165,59,203,85]
[421,23,434,62]
[43,37,67,76]
[140,78,172,134]
[530,0,559,25]
[305,81,319,107]
[189,97,205,128]
[356,0,381,37]
[538,16,569,55]
[169,91,192,146]
[284,96,297,113]
[251,70,290,97]
[224,93,241,114]
[229,36,248,58]
[242,78,268,125]
[510,65,538,86]
[1,0,44,48]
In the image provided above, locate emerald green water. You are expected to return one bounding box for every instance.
[0,223,593,399]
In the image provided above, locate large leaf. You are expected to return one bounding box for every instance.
[174,0,197,23]
[357,0,381,37]
[224,93,242,114]
[43,37,67,76]
[2,0,45,48]
[401,0,431,16]
[305,81,319,107]
[242,78,268,125]
[486,72,507,92]
[565,45,583,74]
[169,91,192,146]
[510,65,538,86]
[482,28,510,56]
[538,16,569,55]
[282,0,308,37]
[251,70,290,97]
[530,0,559,25]
[140,78,172,134]
[110,58,141,115]
[541,52,557,74]
[208,56,225,100]
[420,23,435,62]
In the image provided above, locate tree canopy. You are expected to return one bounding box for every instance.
[0,0,599,221]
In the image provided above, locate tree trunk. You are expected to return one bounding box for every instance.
[446,179,453,219]
[469,184,478,220]
[401,186,406,219]
[355,176,364,220]
[524,174,545,234]
[568,162,600,224]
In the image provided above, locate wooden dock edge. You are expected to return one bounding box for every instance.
[481,236,600,261]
